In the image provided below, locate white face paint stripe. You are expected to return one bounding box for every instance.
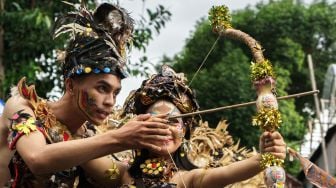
[146,100,184,133]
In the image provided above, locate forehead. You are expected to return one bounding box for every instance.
[146,100,181,115]
[77,74,121,89]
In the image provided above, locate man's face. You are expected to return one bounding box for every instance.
[73,74,121,125]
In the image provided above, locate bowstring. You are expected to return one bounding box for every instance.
[163,35,221,188]
[186,35,220,89]
[165,143,187,188]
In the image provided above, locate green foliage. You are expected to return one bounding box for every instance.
[129,4,171,76]
[2,1,69,99]
[235,0,336,116]
[173,22,260,146]
[285,159,302,176]
[165,0,336,175]
[133,4,171,51]
[0,1,172,99]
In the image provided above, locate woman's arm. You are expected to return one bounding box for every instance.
[187,131,286,188]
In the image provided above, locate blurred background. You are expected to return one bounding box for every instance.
[1,0,336,186]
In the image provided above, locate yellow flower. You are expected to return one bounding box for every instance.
[15,118,37,135]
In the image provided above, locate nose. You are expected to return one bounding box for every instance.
[104,93,115,107]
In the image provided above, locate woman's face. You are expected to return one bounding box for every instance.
[146,100,184,156]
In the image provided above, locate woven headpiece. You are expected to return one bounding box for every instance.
[122,65,200,139]
[53,2,134,79]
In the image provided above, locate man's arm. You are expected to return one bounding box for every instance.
[4,95,172,175]
[0,115,13,185]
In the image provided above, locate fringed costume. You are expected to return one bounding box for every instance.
[7,2,133,187]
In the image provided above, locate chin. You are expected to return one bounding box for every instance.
[88,117,106,125]
[151,143,180,157]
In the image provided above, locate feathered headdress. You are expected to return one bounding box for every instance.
[53,2,134,79]
[122,65,200,139]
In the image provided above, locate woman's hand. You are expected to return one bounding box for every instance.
[259,131,286,160]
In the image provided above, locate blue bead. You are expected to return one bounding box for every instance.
[76,68,83,74]
[93,68,100,73]
[103,67,111,73]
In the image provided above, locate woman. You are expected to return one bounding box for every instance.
[115,65,287,188]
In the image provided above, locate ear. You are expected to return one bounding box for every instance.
[65,78,74,95]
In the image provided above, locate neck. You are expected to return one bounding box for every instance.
[49,93,86,133]
[149,153,173,162]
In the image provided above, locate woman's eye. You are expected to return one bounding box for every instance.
[168,119,179,124]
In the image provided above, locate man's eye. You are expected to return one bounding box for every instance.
[97,86,107,93]
[114,90,120,97]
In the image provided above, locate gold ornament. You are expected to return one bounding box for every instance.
[260,153,284,169]
[209,5,232,33]
[140,158,165,178]
[252,108,282,132]
[105,163,120,180]
[84,67,92,73]
[250,60,275,82]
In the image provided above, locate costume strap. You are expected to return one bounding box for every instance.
[17,77,40,110]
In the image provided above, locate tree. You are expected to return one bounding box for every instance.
[165,0,336,175]
[0,1,4,90]
[172,20,304,149]
[235,0,336,114]
[0,0,171,99]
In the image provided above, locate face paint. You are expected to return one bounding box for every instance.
[77,89,99,123]
[147,100,184,135]
[146,100,185,156]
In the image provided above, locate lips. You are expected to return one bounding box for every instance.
[96,109,111,119]
[163,138,174,144]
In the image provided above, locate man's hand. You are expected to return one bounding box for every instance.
[259,131,286,160]
[114,114,171,152]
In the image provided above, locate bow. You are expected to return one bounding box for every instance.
[207,5,285,187]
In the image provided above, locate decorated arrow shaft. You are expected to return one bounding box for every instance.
[169,90,318,119]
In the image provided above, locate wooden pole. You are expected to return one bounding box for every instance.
[307,54,329,173]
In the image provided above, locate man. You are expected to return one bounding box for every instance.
[0,3,171,187]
